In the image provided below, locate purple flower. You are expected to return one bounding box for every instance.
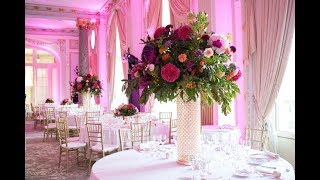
[141,44,157,64]
[195,49,202,56]
[164,40,172,47]
[212,40,222,48]
[139,77,151,88]
[186,61,195,72]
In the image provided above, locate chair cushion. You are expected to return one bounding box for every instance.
[67,137,80,142]
[45,123,56,129]
[61,141,86,149]
[68,125,78,129]
[91,143,118,152]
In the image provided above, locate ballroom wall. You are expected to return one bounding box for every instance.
[25,33,79,102]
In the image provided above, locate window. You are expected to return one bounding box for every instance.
[111,25,128,110]
[271,30,295,135]
[25,48,57,105]
[37,50,55,64]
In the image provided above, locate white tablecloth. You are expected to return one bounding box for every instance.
[90,148,295,180]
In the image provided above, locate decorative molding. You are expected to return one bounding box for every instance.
[25,3,100,20]
[25,27,79,37]
[69,40,79,49]
[100,0,126,15]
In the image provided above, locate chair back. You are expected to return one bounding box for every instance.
[56,117,68,146]
[169,118,178,144]
[58,111,68,118]
[118,129,139,151]
[130,121,151,142]
[86,122,104,150]
[159,112,172,122]
[44,107,56,125]
[86,111,100,123]
[245,126,266,150]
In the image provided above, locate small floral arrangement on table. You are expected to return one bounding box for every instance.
[122,12,241,115]
[69,67,103,97]
[113,103,139,117]
[45,98,54,103]
[60,98,73,105]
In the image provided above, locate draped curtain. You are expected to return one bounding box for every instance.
[105,0,128,110]
[106,13,117,109]
[169,0,190,28]
[143,0,162,112]
[243,0,295,152]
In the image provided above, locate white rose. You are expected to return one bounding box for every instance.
[87,88,90,91]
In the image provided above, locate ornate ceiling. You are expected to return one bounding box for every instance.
[25,0,112,35]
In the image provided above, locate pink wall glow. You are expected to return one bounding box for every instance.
[213,0,246,138]
[233,0,246,140]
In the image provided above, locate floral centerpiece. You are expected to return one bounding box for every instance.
[113,103,139,117]
[122,12,241,116]
[70,73,103,97]
[60,98,73,105]
[45,98,54,103]
[122,11,241,165]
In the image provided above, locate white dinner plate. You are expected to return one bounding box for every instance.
[247,158,267,165]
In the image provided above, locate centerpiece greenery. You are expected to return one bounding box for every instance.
[122,12,241,115]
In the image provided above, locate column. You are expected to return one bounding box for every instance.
[76,18,99,106]
[76,18,91,75]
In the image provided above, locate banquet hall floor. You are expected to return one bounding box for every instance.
[25,121,90,180]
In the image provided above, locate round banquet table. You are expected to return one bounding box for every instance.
[89,148,295,180]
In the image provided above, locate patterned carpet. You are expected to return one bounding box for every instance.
[25,121,90,180]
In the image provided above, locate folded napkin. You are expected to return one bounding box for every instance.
[255,167,281,177]
[264,150,280,159]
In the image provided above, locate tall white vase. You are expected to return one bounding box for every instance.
[176,94,201,165]
[82,92,92,110]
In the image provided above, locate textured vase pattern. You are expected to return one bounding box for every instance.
[176,95,201,165]
[82,92,92,110]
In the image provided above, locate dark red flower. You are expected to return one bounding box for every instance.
[201,35,210,42]
[154,27,166,39]
[177,25,193,40]
[76,84,82,90]
[232,69,242,81]
[230,46,236,53]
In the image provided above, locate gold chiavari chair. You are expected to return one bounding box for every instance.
[43,107,57,142]
[86,122,119,172]
[118,128,143,151]
[130,121,152,143]
[32,105,45,129]
[169,118,178,144]
[56,118,87,173]
[245,126,267,151]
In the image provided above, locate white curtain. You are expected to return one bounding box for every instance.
[243,0,295,152]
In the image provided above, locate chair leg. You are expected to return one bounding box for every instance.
[76,149,80,165]
[66,150,69,174]
[88,150,92,173]
[58,147,62,168]
[43,130,46,142]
